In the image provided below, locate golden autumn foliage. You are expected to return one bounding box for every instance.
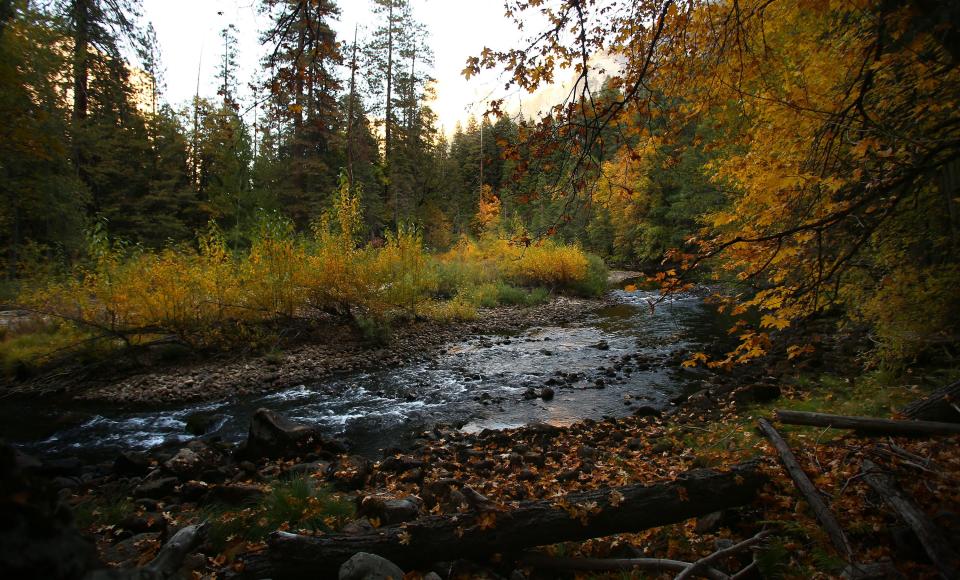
[476,0,960,367]
[10,182,605,363]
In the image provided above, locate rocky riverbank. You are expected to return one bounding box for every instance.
[65,295,618,405]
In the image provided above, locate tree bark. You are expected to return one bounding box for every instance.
[385,0,394,225]
[240,462,765,579]
[71,0,90,123]
[774,410,960,436]
[758,419,852,559]
[899,380,960,423]
[861,460,959,580]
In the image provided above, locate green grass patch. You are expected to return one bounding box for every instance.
[72,494,134,530]
[203,477,354,552]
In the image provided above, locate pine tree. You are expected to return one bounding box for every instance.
[260,0,343,227]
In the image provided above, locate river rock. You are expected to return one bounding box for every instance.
[102,532,161,567]
[732,383,782,405]
[113,451,152,477]
[358,495,422,525]
[632,405,662,418]
[540,386,555,401]
[119,512,167,535]
[339,552,405,580]
[239,408,343,459]
[134,476,179,498]
[163,441,222,479]
[287,460,332,477]
[184,412,220,436]
[331,456,373,491]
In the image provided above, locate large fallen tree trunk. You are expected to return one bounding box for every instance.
[861,460,960,580]
[774,410,960,436]
[899,380,960,423]
[240,462,765,579]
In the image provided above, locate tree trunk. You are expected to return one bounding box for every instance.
[346,25,358,186]
[758,419,852,559]
[385,0,394,225]
[774,410,960,436]
[861,460,960,580]
[240,462,765,579]
[71,0,90,123]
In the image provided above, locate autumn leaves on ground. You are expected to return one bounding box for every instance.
[2,0,960,579]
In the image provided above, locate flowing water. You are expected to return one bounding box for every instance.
[2,288,731,460]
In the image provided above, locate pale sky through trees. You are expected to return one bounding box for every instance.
[141,0,551,133]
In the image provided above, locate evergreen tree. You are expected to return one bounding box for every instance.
[260,0,343,227]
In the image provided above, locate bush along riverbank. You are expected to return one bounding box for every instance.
[2,183,610,396]
[4,354,959,579]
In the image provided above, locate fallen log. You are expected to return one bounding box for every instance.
[774,410,960,437]
[519,553,728,579]
[758,419,852,559]
[240,462,765,579]
[861,460,960,580]
[85,521,209,579]
[900,380,960,423]
[144,521,209,578]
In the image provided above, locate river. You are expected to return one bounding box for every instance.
[2,287,732,460]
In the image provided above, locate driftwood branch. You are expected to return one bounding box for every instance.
[675,529,770,580]
[241,462,765,579]
[758,419,852,559]
[774,410,960,436]
[519,553,728,579]
[144,521,209,578]
[861,460,960,580]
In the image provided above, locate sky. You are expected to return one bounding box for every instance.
[140,0,566,134]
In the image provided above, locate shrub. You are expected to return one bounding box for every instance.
[569,253,610,297]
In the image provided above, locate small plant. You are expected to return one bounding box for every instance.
[72,494,134,530]
[355,315,391,346]
[203,477,354,551]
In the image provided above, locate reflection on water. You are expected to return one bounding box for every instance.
[4,289,729,459]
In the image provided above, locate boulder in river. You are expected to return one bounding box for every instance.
[184,412,220,436]
[239,408,347,459]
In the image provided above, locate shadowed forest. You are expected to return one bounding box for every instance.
[1,0,959,579]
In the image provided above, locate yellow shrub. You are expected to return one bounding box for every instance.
[502,241,589,288]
